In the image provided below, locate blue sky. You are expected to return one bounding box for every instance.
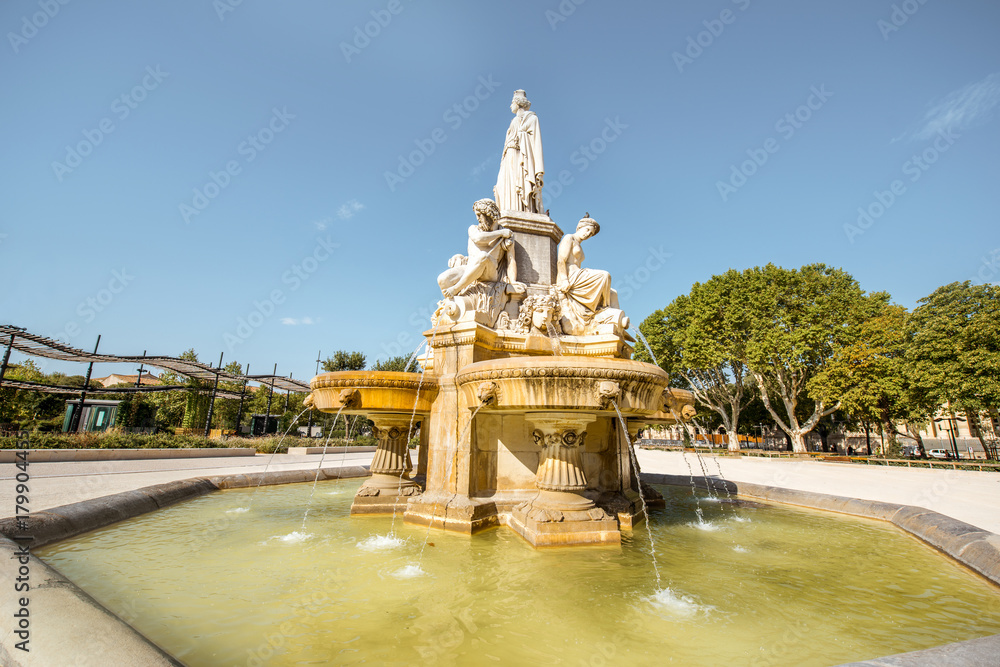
[2,0,998,385]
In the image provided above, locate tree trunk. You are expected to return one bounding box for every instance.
[727,429,741,452]
[906,423,927,459]
[790,431,807,453]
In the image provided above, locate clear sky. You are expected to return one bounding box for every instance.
[2,0,998,384]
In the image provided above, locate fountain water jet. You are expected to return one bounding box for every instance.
[246,407,310,511]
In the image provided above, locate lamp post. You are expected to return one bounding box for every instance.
[307,350,320,438]
[933,416,962,460]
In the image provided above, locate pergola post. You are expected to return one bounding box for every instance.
[69,335,101,433]
[203,352,224,438]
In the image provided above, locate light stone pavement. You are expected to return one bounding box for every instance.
[0,451,375,517]
[637,449,1000,534]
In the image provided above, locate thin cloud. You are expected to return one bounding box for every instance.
[337,200,364,219]
[312,217,331,231]
[902,73,1000,142]
[281,317,315,326]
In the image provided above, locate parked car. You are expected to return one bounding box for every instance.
[927,449,950,459]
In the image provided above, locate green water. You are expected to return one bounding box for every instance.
[37,481,1000,666]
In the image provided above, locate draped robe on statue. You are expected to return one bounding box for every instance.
[559,239,616,332]
[494,111,544,214]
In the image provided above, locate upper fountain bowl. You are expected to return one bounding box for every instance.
[308,371,439,415]
[456,356,668,415]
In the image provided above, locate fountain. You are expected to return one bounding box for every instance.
[13,89,1000,667]
[306,90,695,547]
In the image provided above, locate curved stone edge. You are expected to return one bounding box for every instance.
[642,472,1000,667]
[0,466,370,665]
[833,633,1000,666]
[0,535,183,667]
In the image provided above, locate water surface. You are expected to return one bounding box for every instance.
[37,481,1000,666]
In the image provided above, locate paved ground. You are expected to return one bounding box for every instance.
[637,449,1000,534]
[0,451,375,517]
[3,449,999,534]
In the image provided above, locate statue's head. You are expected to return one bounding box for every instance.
[576,215,600,239]
[473,198,501,229]
[511,90,531,112]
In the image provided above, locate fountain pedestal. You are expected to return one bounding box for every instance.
[351,415,421,515]
[509,413,619,546]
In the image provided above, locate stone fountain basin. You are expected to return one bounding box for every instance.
[308,371,439,415]
[456,356,668,415]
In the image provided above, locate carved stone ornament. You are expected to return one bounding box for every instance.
[477,381,499,405]
[339,388,361,409]
[597,380,621,408]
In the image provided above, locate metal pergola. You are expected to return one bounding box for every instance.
[0,325,312,436]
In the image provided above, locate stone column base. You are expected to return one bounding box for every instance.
[349,473,422,515]
[508,499,620,547]
[403,495,500,534]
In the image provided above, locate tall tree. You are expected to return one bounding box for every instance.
[906,281,1000,459]
[322,350,366,372]
[371,355,419,372]
[741,264,884,453]
[636,269,754,452]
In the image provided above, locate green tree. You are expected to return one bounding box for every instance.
[741,264,884,453]
[636,269,755,452]
[906,281,1000,459]
[371,355,419,372]
[322,350,366,372]
[812,304,935,457]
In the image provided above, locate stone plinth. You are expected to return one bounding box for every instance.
[498,210,562,287]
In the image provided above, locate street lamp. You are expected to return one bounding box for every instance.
[933,414,966,460]
[307,350,320,438]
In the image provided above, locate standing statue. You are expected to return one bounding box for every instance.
[437,199,516,298]
[556,214,628,335]
[495,90,545,214]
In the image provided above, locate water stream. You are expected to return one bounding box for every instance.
[611,400,662,591]
[300,406,348,531]
[390,329,438,535]
[634,328,659,367]
[245,407,310,511]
